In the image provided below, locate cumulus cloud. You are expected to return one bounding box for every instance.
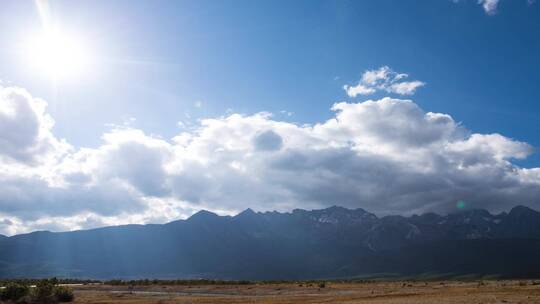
[0,83,540,235]
[344,66,425,97]
[0,86,70,164]
[253,130,283,151]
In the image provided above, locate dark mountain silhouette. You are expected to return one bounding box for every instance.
[1,205,540,279]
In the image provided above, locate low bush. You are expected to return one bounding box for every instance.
[25,279,75,303]
[53,287,74,303]
[31,280,56,304]
[1,282,30,301]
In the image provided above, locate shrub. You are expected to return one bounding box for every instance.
[32,280,56,304]
[54,286,74,302]
[1,282,30,301]
[28,279,76,303]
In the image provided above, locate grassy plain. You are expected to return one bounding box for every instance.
[71,280,540,304]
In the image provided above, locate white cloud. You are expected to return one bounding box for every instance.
[387,81,426,95]
[1,83,540,235]
[344,84,376,97]
[344,66,425,97]
[453,0,535,15]
[0,86,70,164]
[280,110,294,117]
[479,0,500,14]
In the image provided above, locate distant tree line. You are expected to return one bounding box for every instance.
[101,279,339,286]
[103,279,254,286]
[0,278,98,287]
[1,278,377,287]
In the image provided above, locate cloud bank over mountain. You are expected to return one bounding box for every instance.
[0,75,539,235]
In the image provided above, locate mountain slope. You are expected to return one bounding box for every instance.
[1,206,540,279]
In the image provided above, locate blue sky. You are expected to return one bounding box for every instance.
[0,0,540,234]
[1,0,538,153]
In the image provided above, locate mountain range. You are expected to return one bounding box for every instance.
[1,205,540,280]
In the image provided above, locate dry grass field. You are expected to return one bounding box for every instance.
[71,280,540,304]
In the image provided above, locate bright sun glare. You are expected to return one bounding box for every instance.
[24,29,90,79]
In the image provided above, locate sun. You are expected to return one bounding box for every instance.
[24,29,90,79]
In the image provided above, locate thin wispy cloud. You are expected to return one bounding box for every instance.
[453,0,535,15]
[343,66,425,97]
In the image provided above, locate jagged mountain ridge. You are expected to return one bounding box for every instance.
[1,205,540,279]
